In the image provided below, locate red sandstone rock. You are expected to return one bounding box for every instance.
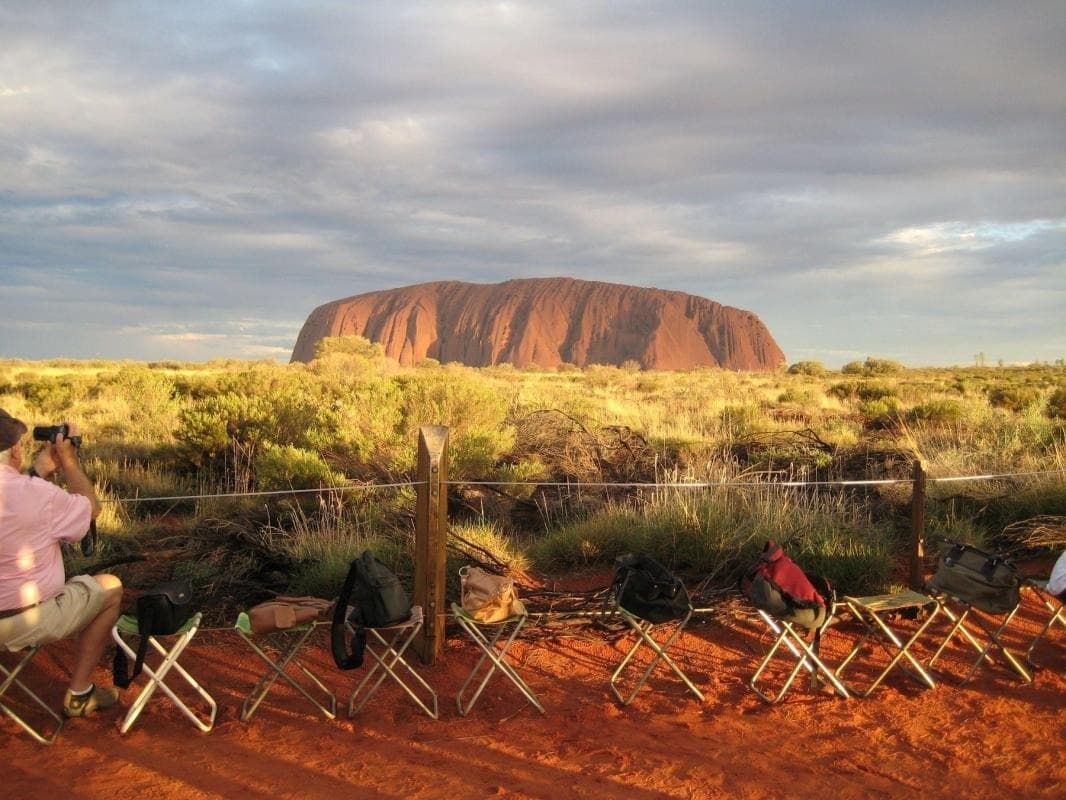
[290,278,786,370]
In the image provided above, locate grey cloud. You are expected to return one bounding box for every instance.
[1,1,1063,365]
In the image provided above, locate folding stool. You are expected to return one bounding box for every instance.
[111,611,217,733]
[835,591,939,697]
[347,605,437,719]
[926,589,1032,685]
[0,645,63,744]
[608,575,704,706]
[749,607,850,704]
[1023,578,1065,670]
[234,612,336,722]
[452,601,544,716]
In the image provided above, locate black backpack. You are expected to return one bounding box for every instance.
[331,550,411,670]
[113,580,194,688]
[610,553,690,624]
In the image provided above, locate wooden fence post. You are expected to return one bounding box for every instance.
[414,425,449,664]
[909,459,927,590]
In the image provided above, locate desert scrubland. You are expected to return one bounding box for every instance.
[1,341,1063,612]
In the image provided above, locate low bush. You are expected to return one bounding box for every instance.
[1048,386,1066,419]
[858,397,901,426]
[254,444,346,492]
[906,399,966,427]
[787,360,828,376]
[858,382,898,401]
[827,381,860,401]
[988,386,1041,413]
[841,358,904,377]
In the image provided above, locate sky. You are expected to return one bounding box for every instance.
[1,1,1064,368]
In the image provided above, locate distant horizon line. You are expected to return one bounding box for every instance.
[1,354,1062,371]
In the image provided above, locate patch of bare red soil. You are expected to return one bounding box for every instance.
[5,589,1064,799]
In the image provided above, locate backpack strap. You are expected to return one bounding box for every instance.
[330,558,367,670]
[81,519,97,557]
[112,596,157,689]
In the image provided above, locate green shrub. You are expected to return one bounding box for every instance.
[313,335,386,361]
[787,360,827,377]
[176,393,273,463]
[304,376,406,471]
[777,388,816,405]
[863,357,904,375]
[265,498,405,598]
[254,445,346,491]
[841,358,903,377]
[1047,386,1066,419]
[827,381,860,401]
[987,385,1041,413]
[858,382,897,401]
[16,375,98,417]
[858,397,901,426]
[907,399,966,427]
[397,371,515,478]
[719,403,762,438]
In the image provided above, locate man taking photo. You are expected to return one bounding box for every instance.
[0,409,123,717]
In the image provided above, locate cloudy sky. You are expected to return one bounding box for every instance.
[2,1,1064,367]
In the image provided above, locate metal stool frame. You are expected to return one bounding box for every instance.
[347,606,437,719]
[610,605,704,705]
[749,610,850,704]
[234,614,336,722]
[1024,578,1066,670]
[926,590,1032,685]
[836,591,941,697]
[111,611,217,733]
[452,602,544,716]
[0,645,63,744]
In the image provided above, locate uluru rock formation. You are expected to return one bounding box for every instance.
[291,278,786,371]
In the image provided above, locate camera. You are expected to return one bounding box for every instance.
[33,424,82,449]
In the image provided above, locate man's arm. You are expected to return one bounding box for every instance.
[33,427,100,520]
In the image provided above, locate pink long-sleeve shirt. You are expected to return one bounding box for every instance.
[0,463,91,610]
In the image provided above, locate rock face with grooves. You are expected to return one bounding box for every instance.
[290,278,785,370]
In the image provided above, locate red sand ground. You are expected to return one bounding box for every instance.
[5,584,1065,800]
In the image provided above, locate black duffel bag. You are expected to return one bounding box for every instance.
[929,541,1020,614]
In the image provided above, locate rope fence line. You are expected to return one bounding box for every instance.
[95,469,1065,505]
[99,481,427,505]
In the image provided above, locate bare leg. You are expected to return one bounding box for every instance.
[69,573,123,692]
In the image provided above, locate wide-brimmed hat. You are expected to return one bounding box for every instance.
[0,409,28,451]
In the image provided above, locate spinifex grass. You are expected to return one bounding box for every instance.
[531,476,894,596]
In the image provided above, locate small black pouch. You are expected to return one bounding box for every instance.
[113,581,194,688]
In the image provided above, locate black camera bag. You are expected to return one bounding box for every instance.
[113,581,195,688]
[610,553,690,624]
[929,541,1020,614]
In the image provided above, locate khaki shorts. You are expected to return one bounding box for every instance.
[0,575,108,652]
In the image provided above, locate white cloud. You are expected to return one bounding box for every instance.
[879,219,1065,256]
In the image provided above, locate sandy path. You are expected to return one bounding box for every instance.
[5,590,1065,799]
